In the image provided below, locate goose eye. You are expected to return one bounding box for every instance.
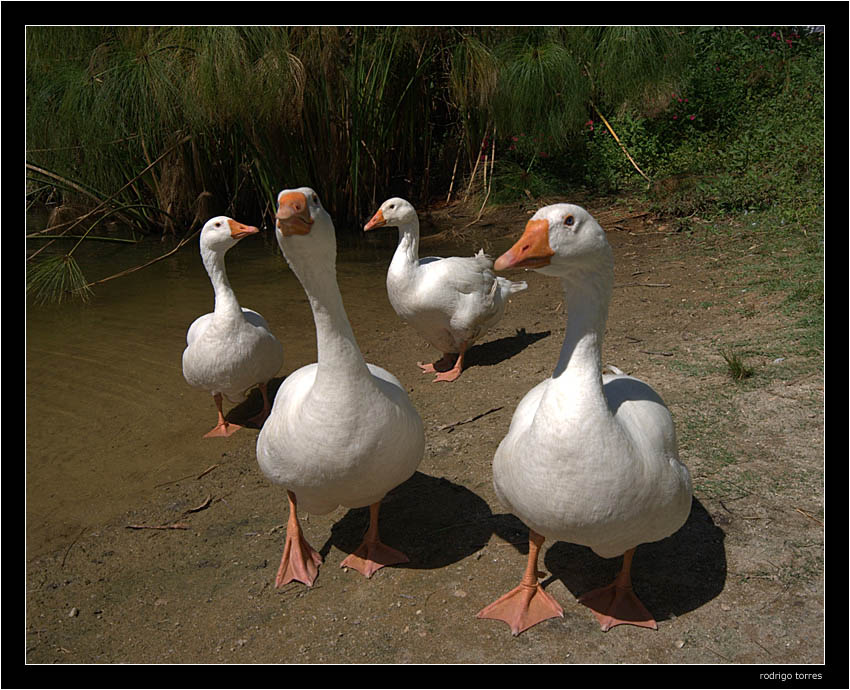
[565,215,575,227]
[312,194,318,204]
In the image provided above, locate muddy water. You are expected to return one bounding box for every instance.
[25,225,405,560]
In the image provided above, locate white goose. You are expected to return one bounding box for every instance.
[182,216,284,438]
[364,197,527,382]
[477,204,692,635]
[257,187,425,587]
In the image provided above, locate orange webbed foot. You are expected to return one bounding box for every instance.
[203,421,242,438]
[578,582,657,631]
[340,540,409,578]
[477,582,564,636]
[275,531,322,588]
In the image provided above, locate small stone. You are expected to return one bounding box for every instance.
[674,639,686,649]
[68,607,79,618]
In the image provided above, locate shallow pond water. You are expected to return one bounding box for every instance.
[25,222,410,560]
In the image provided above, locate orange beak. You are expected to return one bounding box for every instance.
[276,191,313,236]
[227,219,259,239]
[494,219,554,271]
[363,208,386,232]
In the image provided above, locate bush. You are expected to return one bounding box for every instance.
[571,26,823,228]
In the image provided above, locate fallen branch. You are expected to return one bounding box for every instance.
[61,527,86,569]
[183,495,213,515]
[153,463,220,489]
[794,507,823,526]
[126,523,190,531]
[196,464,220,480]
[439,406,503,432]
[615,282,672,288]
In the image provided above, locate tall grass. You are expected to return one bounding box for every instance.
[27,26,689,235]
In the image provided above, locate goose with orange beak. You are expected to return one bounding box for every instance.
[182,216,284,438]
[257,187,425,587]
[478,204,692,635]
[364,197,527,382]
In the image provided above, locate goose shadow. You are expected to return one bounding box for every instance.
[226,376,286,429]
[323,471,495,570]
[464,328,550,372]
[527,497,727,623]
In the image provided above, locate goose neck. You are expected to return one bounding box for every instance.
[202,246,242,319]
[292,252,369,380]
[550,268,613,397]
[393,220,420,269]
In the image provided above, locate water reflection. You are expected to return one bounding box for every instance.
[25,222,406,559]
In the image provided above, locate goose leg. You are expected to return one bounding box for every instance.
[578,548,657,631]
[418,344,467,382]
[276,491,322,587]
[418,352,458,376]
[476,530,564,635]
[340,502,409,578]
[203,393,242,438]
[247,382,273,427]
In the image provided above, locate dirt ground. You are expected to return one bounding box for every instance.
[25,197,825,672]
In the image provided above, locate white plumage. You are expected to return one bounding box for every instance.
[182,216,284,437]
[257,187,424,587]
[364,197,527,382]
[478,203,692,635]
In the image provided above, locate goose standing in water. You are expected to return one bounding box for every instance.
[182,216,283,438]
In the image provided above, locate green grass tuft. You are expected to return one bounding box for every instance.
[720,348,755,381]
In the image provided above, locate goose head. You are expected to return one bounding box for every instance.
[275,186,336,259]
[494,204,612,280]
[363,197,418,232]
[200,216,259,254]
